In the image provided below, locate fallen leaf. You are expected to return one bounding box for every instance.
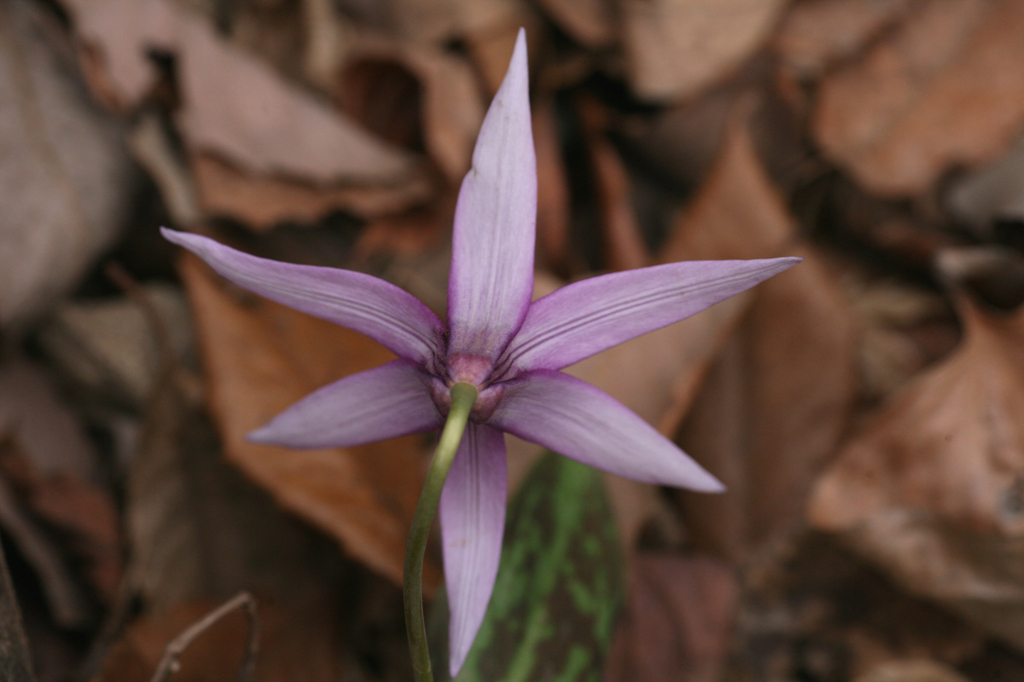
[736,533,988,682]
[59,0,177,108]
[620,0,785,101]
[603,554,737,682]
[507,112,796,550]
[354,187,456,259]
[340,40,485,185]
[579,96,649,273]
[532,97,571,274]
[191,152,433,230]
[0,460,90,629]
[774,0,913,78]
[462,17,536,97]
[36,284,193,406]
[850,278,958,401]
[179,252,436,589]
[175,13,420,185]
[813,0,1024,196]
[0,440,121,605]
[0,357,117,626]
[0,359,121,607]
[0,0,135,327]
[63,0,424,185]
[809,261,1024,649]
[534,0,614,47]
[676,244,857,561]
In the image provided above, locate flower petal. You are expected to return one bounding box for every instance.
[163,228,445,367]
[247,359,442,448]
[446,30,536,362]
[439,422,507,676]
[489,370,723,491]
[496,257,800,376]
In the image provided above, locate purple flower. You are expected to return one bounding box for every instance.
[163,30,797,675]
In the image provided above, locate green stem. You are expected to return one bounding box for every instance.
[405,382,478,682]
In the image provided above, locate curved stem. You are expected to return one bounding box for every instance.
[404,382,478,682]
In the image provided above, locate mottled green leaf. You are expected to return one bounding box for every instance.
[449,452,624,682]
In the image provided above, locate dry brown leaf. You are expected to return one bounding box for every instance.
[603,554,738,682]
[613,88,741,194]
[621,0,785,101]
[0,359,121,607]
[0,357,118,626]
[580,96,649,273]
[809,288,1024,649]
[191,152,433,230]
[677,244,857,561]
[463,18,531,96]
[775,0,913,78]
[0,0,135,327]
[0,442,121,605]
[813,0,1024,196]
[533,97,571,274]
[179,253,437,589]
[63,0,423,186]
[175,14,419,185]
[37,284,194,405]
[663,109,857,560]
[94,599,343,682]
[536,0,615,47]
[0,465,90,629]
[508,113,795,549]
[741,246,858,542]
[60,0,177,108]
[339,40,485,184]
[354,187,456,259]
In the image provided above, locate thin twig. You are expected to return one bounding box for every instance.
[148,591,260,682]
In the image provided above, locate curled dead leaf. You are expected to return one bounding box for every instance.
[813,0,1024,195]
[809,284,1024,649]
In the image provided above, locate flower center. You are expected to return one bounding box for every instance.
[428,353,506,422]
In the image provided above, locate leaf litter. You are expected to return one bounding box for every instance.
[7,0,1024,679]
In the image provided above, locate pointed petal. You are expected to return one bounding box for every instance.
[496,258,800,375]
[489,370,723,491]
[440,423,507,676]
[248,359,442,448]
[163,228,444,366]
[447,30,536,362]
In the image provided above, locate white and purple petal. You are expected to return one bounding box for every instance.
[247,359,442,448]
[163,228,445,366]
[489,370,722,491]
[496,258,800,376]
[446,30,536,363]
[439,423,507,676]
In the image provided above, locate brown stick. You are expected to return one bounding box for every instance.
[148,592,260,682]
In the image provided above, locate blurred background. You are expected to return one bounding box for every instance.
[2,0,1024,680]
